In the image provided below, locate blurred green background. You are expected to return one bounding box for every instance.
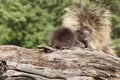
[0,0,120,56]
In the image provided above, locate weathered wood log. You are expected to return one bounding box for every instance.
[0,45,120,80]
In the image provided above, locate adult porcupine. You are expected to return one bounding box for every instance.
[62,1,117,56]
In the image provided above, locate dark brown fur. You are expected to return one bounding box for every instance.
[48,27,76,49]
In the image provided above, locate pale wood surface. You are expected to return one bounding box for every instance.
[0,45,120,80]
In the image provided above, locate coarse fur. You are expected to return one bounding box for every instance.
[62,1,117,56]
[48,27,85,49]
[48,27,76,49]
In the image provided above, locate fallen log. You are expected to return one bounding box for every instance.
[0,45,120,80]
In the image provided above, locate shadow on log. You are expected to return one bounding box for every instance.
[0,45,120,80]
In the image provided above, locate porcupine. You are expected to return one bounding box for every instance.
[48,27,85,49]
[62,1,117,56]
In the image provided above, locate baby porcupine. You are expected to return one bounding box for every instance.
[62,1,117,56]
[48,27,75,49]
[48,27,85,49]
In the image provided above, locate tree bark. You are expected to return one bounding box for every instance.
[0,45,120,80]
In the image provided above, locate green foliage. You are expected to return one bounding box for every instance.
[0,0,72,48]
[0,0,120,56]
[113,39,120,56]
